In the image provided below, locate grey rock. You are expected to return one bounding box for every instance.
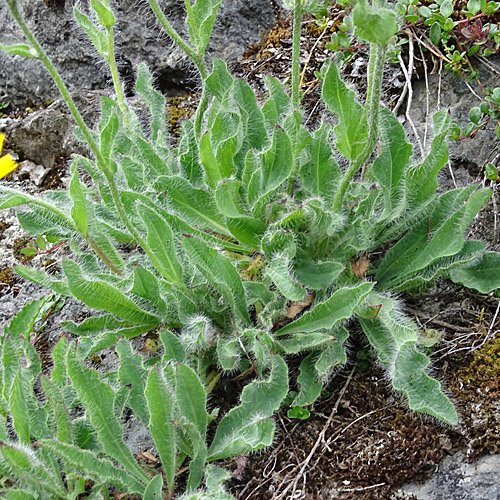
[405,55,500,174]
[0,0,276,107]
[399,452,500,500]
[13,160,51,186]
[2,90,151,168]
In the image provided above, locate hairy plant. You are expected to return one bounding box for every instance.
[0,298,283,498]
[2,0,500,496]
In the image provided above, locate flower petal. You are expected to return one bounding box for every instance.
[0,155,18,179]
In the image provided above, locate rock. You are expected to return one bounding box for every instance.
[2,90,154,168]
[399,452,500,500]
[0,0,276,107]
[12,160,51,186]
[405,54,500,174]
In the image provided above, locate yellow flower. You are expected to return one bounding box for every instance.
[0,132,18,179]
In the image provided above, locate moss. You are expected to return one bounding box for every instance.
[0,268,16,286]
[458,336,500,384]
[166,95,196,136]
[448,335,500,458]
[243,17,292,61]
[0,221,11,239]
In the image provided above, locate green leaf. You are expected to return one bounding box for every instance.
[376,186,492,288]
[144,475,164,499]
[130,266,168,317]
[322,62,369,161]
[0,193,32,209]
[38,440,145,494]
[61,314,143,336]
[276,282,374,336]
[300,122,340,201]
[449,251,500,293]
[41,375,73,444]
[293,353,322,406]
[352,0,399,44]
[262,75,291,129]
[116,340,149,426]
[370,107,412,222]
[51,336,69,388]
[137,204,183,286]
[359,294,457,425]
[294,258,344,290]
[266,254,306,301]
[247,126,293,208]
[200,132,222,189]
[155,176,230,236]
[99,110,120,160]
[160,329,187,363]
[440,0,454,18]
[314,326,349,379]
[287,405,310,420]
[179,120,203,184]
[69,160,88,237]
[136,63,167,144]
[208,356,288,460]
[0,443,67,498]
[231,79,268,167]
[145,367,176,492]
[66,348,149,484]
[206,58,234,101]
[186,0,222,53]
[175,363,208,438]
[279,332,337,354]
[9,369,30,445]
[91,0,115,28]
[62,259,160,326]
[216,335,240,371]
[3,297,45,337]
[0,43,38,58]
[73,4,107,58]
[215,179,245,218]
[183,236,251,325]
[430,22,442,46]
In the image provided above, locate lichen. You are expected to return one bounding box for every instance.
[0,267,16,286]
[166,95,196,136]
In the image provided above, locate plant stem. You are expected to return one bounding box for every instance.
[5,0,183,280]
[105,28,130,128]
[291,3,303,109]
[331,43,386,211]
[147,0,209,138]
[287,3,304,195]
[5,0,107,173]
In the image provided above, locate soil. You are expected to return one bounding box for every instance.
[1,4,500,500]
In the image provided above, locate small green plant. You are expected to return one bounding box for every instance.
[397,0,500,75]
[449,86,500,141]
[0,101,9,117]
[2,0,500,497]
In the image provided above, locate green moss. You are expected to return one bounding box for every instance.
[460,336,500,383]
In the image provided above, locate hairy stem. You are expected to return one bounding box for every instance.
[287,3,304,195]
[5,0,185,280]
[105,28,130,128]
[147,0,209,138]
[332,43,386,211]
[291,3,303,109]
[5,0,107,172]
